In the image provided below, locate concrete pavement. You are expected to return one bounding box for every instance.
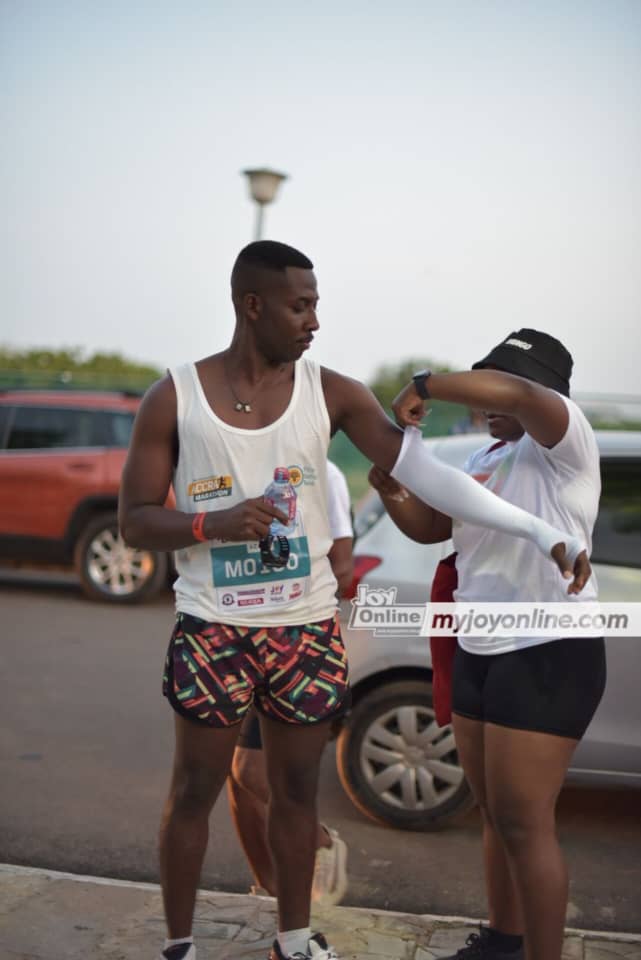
[1,864,640,960]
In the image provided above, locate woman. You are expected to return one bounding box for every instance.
[370,329,604,960]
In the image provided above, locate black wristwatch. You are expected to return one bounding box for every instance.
[412,369,432,400]
[259,534,290,569]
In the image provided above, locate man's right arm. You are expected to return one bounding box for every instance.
[118,377,286,550]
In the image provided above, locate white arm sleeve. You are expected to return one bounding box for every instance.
[391,428,584,564]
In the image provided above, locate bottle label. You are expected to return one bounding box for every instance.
[265,491,297,529]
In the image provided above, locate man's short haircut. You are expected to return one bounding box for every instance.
[231,241,313,298]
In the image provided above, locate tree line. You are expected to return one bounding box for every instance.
[0,348,162,392]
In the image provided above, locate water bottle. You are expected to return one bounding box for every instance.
[264,467,297,536]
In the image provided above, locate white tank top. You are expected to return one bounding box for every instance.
[169,358,338,626]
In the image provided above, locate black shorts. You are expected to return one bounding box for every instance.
[452,637,606,740]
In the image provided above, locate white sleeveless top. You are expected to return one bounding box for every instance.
[169,358,338,626]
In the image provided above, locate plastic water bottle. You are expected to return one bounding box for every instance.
[264,467,297,536]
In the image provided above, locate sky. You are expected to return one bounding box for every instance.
[2,0,640,395]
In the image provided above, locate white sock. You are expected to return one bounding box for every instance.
[391,427,584,566]
[278,927,311,957]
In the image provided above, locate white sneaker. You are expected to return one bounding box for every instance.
[158,943,195,960]
[311,825,348,907]
[269,932,340,959]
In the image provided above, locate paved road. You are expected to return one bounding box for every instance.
[1,571,640,932]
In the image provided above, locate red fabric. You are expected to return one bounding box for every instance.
[430,552,458,726]
[429,442,506,725]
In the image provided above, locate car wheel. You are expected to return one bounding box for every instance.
[336,679,475,830]
[74,512,168,603]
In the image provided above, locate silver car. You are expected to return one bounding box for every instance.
[337,430,641,830]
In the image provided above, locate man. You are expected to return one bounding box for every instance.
[370,330,602,960]
[118,242,589,960]
[227,460,353,907]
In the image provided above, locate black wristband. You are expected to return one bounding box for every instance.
[259,534,290,568]
[412,368,432,400]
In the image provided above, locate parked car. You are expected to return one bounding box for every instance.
[0,389,169,603]
[337,431,641,830]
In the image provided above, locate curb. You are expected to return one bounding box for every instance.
[2,863,640,945]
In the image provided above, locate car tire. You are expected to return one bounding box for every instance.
[336,679,475,831]
[74,511,168,604]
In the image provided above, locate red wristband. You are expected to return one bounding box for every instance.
[192,512,208,543]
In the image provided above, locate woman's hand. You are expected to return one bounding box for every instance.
[391,382,429,428]
[368,465,410,502]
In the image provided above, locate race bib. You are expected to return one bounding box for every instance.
[210,513,311,614]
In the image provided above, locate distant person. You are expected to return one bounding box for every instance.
[227,460,353,907]
[449,407,487,434]
[118,241,588,960]
[370,330,601,960]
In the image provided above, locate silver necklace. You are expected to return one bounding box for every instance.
[227,381,256,414]
[224,360,284,414]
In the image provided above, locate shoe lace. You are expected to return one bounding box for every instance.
[457,932,486,957]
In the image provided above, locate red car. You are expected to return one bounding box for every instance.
[0,389,170,602]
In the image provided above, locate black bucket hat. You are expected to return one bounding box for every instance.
[472,328,573,397]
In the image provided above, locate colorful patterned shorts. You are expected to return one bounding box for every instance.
[163,612,349,728]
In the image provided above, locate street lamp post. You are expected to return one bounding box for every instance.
[242,168,288,240]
